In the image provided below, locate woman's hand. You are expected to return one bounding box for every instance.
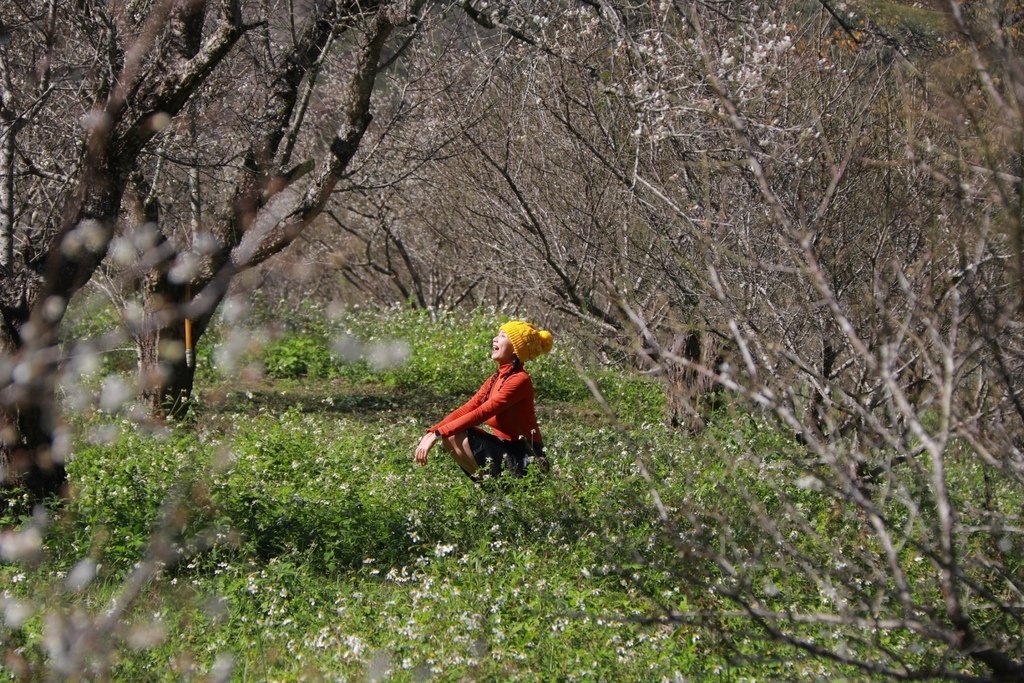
[414,431,438,466]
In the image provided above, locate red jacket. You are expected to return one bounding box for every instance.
[430,362,542,444]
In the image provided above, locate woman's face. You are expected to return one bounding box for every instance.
[491,330,515,364]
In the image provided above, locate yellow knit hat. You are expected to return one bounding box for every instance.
[500,321,554,363]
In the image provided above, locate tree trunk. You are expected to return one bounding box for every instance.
[1,43,18,271]
[665,329,719,433]
[137,251,221,420]
[0,119,14,270]
[138,276,199,419]
[0,331,64,509]
[1,403,62,501]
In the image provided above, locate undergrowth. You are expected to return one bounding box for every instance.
[2,307,1016,680]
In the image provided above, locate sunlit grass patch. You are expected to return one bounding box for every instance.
[11,305,1016,680]
[4,393,722,680]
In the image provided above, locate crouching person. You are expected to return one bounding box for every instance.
[414,321,553,481]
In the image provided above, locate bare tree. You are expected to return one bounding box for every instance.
[610,1,1023,677]
[0,0,427,501]
[129,0,425,416]
[0,0,250,502]
[385,0,1024,677]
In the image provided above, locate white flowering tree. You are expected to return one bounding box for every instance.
[632,5,1024,676]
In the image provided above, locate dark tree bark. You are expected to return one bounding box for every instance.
[138,274,209,419]
[0,331,62,509]
[0,0,247,503]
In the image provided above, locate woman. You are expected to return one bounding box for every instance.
[414,320,553,480]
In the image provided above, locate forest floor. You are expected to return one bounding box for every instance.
[1,308,987,681]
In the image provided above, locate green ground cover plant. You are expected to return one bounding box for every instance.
[2,308,1017,680]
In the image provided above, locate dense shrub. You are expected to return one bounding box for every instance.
[263,335,339,379]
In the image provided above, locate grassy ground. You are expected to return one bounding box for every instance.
[3,308,1017,680]
[3,308,723,681]
[2,373,721,681]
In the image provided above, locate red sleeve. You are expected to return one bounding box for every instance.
[428,377,492,434]
[432,372,530,438]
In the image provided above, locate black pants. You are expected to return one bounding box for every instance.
[466,428,545,478]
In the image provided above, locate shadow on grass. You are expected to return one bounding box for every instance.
[224,491,418,573]
[199,378,611,430]
[199,378,459,422]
